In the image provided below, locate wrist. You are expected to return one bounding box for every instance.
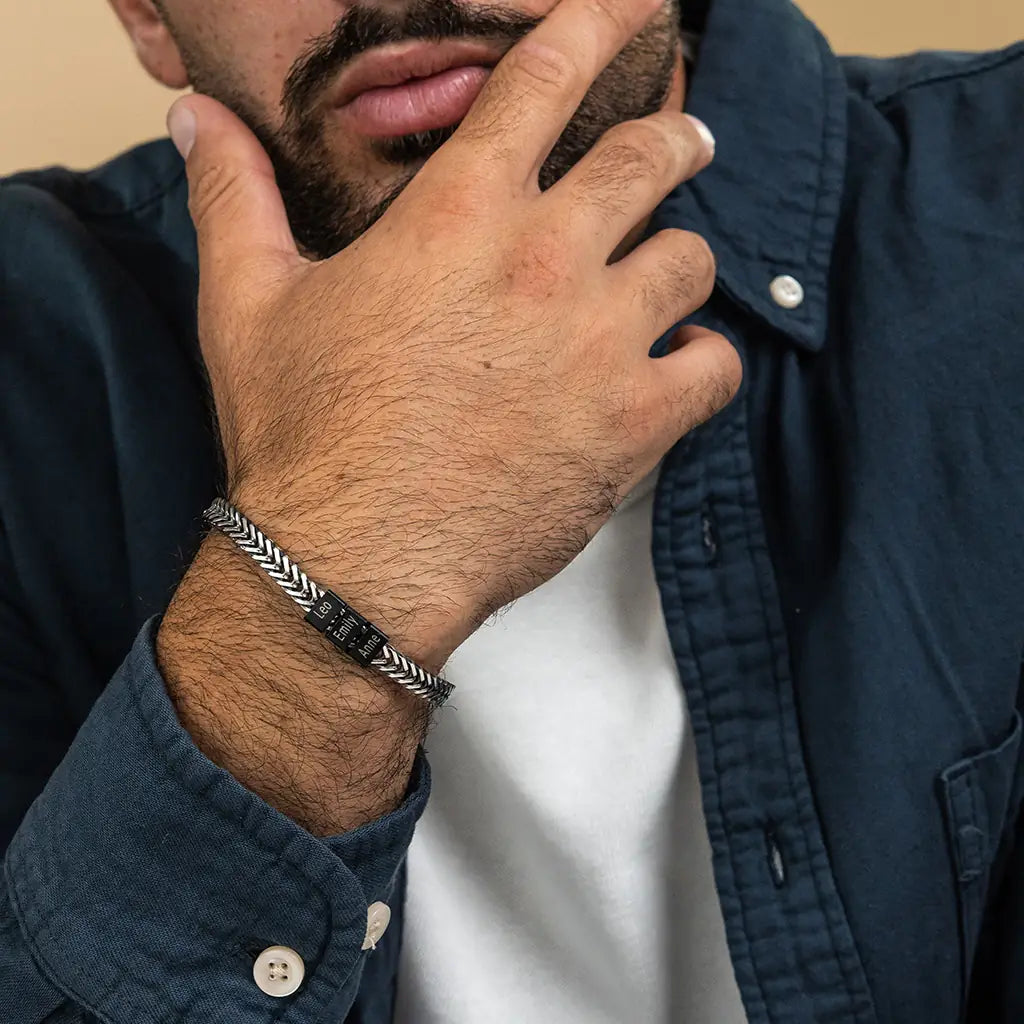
[226,480,478,673]
[158,529,431,834]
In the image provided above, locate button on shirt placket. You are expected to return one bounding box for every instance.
[652,310,875,1024]
[362,901,392,950]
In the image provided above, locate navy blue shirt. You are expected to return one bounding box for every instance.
[2,0,1023,1021]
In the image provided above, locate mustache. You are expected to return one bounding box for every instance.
[282,0,541,119]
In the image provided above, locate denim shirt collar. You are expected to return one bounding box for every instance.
[653,0,849,353]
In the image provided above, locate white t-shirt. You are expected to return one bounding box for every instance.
[394,459,748,1023]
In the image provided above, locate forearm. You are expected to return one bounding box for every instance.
[157,522,457,837]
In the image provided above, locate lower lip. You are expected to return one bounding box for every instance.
[340,64,492,137]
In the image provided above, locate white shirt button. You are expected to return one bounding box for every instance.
[253,945,305,997]
[362,901,392,951]
[770,274,805,309]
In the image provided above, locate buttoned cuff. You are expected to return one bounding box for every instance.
[3,616,430,1022]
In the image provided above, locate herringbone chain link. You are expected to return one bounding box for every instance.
[205,497,454,708]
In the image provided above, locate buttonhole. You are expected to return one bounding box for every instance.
[700,502,720,564]
[765,823,787,888]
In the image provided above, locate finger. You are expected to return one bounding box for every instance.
[167,95,302,302]
[453,0,665,185]
[645,326,743,444]
[608,227,717,336]
[552,111,714,256]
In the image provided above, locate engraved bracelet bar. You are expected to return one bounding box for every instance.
[203,497,455,709]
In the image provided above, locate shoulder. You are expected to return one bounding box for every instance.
[840,40,1024,108]
[1,137,186,235]
[1,139,197,340]
[838,43,1024,245]
[840,42,1024,193]
[1,138,193,290]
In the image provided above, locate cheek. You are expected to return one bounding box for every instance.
[177,0,351,125]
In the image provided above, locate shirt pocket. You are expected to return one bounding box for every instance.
[937,710,1023,1004]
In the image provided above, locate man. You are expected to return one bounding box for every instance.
[1,0,1022,1019]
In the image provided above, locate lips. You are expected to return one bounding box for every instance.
[333,39,507,138]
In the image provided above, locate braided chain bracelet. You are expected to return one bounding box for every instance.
[203,497,455,708]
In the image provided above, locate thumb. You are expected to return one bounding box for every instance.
[167,94,301,293]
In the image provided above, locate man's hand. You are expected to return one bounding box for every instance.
[158,0,741,837]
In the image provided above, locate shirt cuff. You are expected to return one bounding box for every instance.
[3,615,430,1022]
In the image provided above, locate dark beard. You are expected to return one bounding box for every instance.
[171,0,680,259]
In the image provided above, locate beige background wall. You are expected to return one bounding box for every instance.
[1,1,1022,175]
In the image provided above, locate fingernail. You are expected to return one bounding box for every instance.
[685,114,716,158]
[167,102,197,160]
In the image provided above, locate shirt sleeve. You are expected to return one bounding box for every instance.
[0,614,430,1024]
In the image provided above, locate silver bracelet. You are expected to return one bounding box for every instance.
[203,497,455,709]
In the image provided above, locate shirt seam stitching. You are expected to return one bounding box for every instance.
[5,841,117,1024]
[800,26,842,344]
[0,163,186,223]
[82,166,187,222]
[869,42,1024,109]
[666,395,773,1022]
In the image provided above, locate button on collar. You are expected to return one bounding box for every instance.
[770,274,805,309]
[253,945,305,997]
[362,901,392,950]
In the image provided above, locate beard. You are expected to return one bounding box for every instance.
[165,0,680,259]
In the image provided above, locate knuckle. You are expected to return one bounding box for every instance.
[659,229,717,298]
[698,376,738,423]
[585,0,634,36]
[668,228,716,273]
[597,129,670,182]
[705,359,743,413]
[673,352,742,429]
[716,343,745,398]
[635,229,718,322]
[623,118,679,170]
[576,145,650,206]
[506,42,576,92]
